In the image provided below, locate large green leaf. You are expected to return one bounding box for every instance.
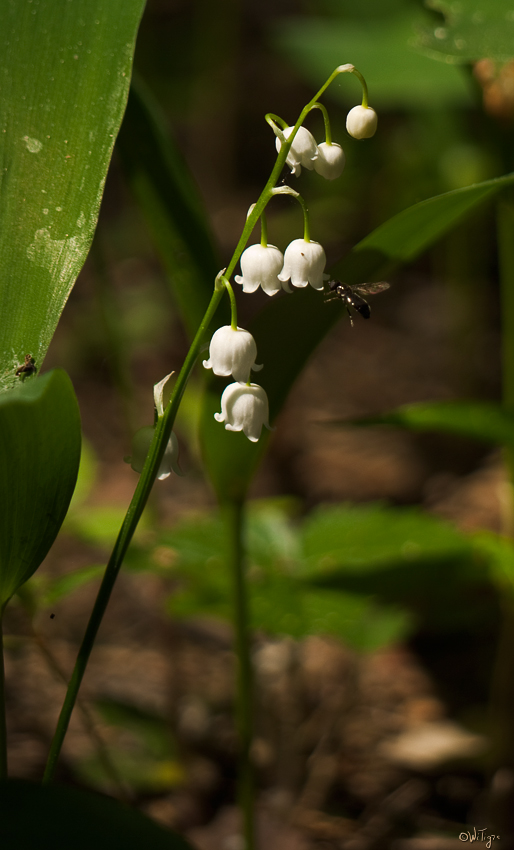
[0,371,81,610]
[116,75,223,337]
[0,779,194,850]
[200,174,514,500]
[0,0,146,394]
[353,400,514,446]
[417,0,514,64]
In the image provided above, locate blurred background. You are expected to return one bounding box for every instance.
[6,0,514,847]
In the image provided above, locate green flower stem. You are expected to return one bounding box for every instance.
[224,279,239,330]
[224,497,255,850]
[43,284,225,785]
[296,194,311,242]
[0,614,7,779]
[308,102,332,145]
[226,64,358,282]
[260,211,268,248]
[349,66,369,108]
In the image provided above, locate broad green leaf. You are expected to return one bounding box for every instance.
[272,9,471,108]
[300,504,471,575]
[0,0,146,393]
[417,0,514,63]
[0,371,81,610]
[117,75,224,337]
[0,779,194,850]
[299,504,495,633]
[126,505,414,650]
[353,400,514,446]
[200,174,514,500]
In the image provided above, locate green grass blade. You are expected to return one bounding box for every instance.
[0,0,146,393]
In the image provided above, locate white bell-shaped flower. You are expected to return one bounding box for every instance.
[235,243,284,296]
[314,142,346,180]
[130,427,182,480]
[346,105,377,140]
[215,382,272,442]
[276,126,318,177]
[203,325,263,383]
[278,238,326,291]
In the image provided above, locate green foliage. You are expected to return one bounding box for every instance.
[122,500,496,649]
[0,779,194,850]
[271,4,472,108]
[417,0,514,64]
[0,371,81,610]
[76,698,184,793]
[354,400,514,446]
[117,75,226,337]
[0,0,146,393]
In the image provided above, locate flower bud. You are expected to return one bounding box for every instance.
[314,142,346,180]
[235,243,284,296]
[276,126,318,176]
[214,382,272,442]
[346,105,377,139]
[130,427,182,480]
[278,238,326,291]
[203,325,262,384]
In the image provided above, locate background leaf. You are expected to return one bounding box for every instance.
[416,0,514,64]
[0,0,146,393]
[116,75,224,337]
[0,370,81,609]
[0,779,194,850]
[272,4,472,108]
[353,400,514,446]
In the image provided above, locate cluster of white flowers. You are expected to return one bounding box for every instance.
[203,326,271,442]
[207,86,378,442]
[235,238,326,296]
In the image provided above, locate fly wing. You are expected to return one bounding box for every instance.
[353,281,390,296]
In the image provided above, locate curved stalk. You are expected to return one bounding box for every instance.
[43,284,225,783]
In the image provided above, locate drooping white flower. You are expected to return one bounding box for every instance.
[314,142,346,180]
[215,382,272,442]
[278,238,326,291]
[346,105,378,140]
[235,243,284,296]
[276,126,318,177]
[130,427,182,480]
[203,325,263,383]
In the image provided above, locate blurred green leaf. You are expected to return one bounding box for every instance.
[353,400,514,445]
[27,564,104,609]
[417,0,514,64]
[76,698,183,793]
[0,779,194,850]
[117,74,225,337]
[299,504,494,633]
[126,503,417,650]
[272,7,472,108]
[0,371,81,610]
[300,503,471,575]
[0,0,146,393]
[473,531,514,590]
[200,174,514,501]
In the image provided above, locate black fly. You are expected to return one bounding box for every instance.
[325,280,390,326]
